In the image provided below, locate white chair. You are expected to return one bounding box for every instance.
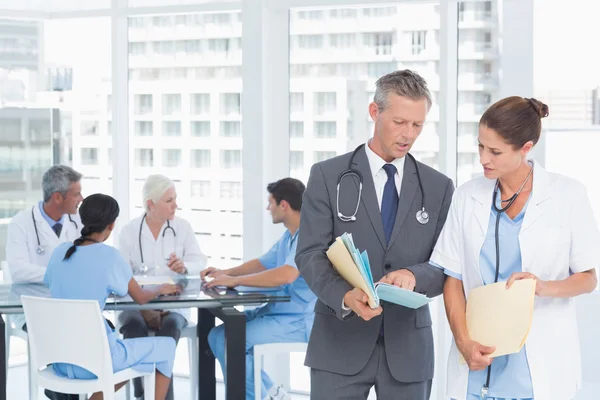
[253,342,308,400]
[22,295,156,400]
[123,320,199,400]
[1,260,38,399]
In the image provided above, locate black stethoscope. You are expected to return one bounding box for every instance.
[336,144,429,225]
[137,213,177,274]
[481,161,533,399]
[32,206,78,256]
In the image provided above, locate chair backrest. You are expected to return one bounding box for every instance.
[21,295,113,381]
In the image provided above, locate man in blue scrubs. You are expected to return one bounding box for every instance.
[203,178,315,400]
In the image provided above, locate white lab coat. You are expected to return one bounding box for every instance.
[5,205,82,283]
[430,162,600,400]
[118,214,207,319]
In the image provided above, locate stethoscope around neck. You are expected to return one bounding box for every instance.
[32,206,79,256]
[336,144,430,225]
[137,213,177,274]
[481,161,534,399]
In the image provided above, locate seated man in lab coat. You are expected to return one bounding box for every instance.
[5,165,83,400]
[202,178,316,400]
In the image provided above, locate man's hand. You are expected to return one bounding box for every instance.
[167,253,186,274]
[457,339,495,371]
[205,274,239,289]
[200,267,226,281]
[343,288,382,321]
[140,310,168,331]
[379,269,416,291]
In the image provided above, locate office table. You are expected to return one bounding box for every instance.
[0,277,289,400]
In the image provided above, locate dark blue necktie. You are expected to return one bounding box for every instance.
[52,223,62,238]
[381,164,399,244]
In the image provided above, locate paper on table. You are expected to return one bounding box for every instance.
[465,279,536,358]
[134,276,175,285]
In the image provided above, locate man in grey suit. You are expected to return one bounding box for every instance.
[295,69,454,400]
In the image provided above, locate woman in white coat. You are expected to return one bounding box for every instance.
[430,97,599,400]
[118,174,207,400]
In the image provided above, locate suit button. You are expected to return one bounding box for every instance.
[385,263,391,270]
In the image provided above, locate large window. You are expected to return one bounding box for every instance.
[128,10,243,271]
[289,4,441,188]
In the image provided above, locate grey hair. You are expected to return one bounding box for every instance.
[42,165,83,202]
[373,69,432,111]
[142,174,175,212]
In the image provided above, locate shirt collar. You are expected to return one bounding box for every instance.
[364,140,406,179]
[38,201,66,228]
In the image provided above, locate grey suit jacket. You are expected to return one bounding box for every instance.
[295,145,454,383]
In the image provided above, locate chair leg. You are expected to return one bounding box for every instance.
[78,394,88,400]
[4,328,9,368]
[102,386,116,400]
[254,350,262,400]
[27,341,38,400]
[188,336,198,400]
[144,371,156,400]
[125,380,131,400]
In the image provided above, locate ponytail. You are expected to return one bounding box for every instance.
[63,236,87,261]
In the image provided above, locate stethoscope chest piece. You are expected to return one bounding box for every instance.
[416,209,429,225]
[36,246,45,255]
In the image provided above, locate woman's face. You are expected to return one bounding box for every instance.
[149,186,177,220]
[478,124,527,180]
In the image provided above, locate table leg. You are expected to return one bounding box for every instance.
[197,308,215,400]
[220,308,246,400]
[0,315,6,400]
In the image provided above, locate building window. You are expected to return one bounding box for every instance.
[107,148,112,164]
[220,181,242,200]
[290,151,304,171]
[314,151,336,162]
[80,120,99,136]
[363,32,393,55]
[483,31,492,49]
[297,35,324,50]
[163,149,182,167]
[314,92,337,114]
[314,122,337,139]
[290,121,304,138]
[190,149,211,168]
[162,121,181,136]
[134,94,153,115]
[135,121,153,136]
[220,150,241,169]
[162,94,181,115]
[129,42,146,56]
[191,121,211,137]
[220,121,241,137]
[290,92,304,113]
[191,180,211,200]
[135,148,154,167]
[81,148,98,165]
[411,31,427,55]
[220,93,241,115]
[191,93,210,115]
[330,33,356,49]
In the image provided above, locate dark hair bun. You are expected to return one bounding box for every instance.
[526,98,549,119]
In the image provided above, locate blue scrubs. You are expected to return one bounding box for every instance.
[444,191,534,400]
[45,242,176,380]
[208,229,317,400]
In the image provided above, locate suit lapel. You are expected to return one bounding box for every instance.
[387,158,417,249]
[351,147,387,250]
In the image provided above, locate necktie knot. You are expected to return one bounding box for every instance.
[52,223,63,237]
[382,164,397,179]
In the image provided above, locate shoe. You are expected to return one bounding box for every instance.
[269,385,292,400]
[44,390,78,400]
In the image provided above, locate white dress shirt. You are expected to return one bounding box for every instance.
[342,141,406,314]
[364,140,405,209]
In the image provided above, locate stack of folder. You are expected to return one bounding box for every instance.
[326,232,432,309]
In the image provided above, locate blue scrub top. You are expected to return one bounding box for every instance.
[44,242,133,351]
[256,230,316,320]
[466,191,534,399]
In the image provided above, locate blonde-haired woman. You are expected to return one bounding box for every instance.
[118,174,207,400]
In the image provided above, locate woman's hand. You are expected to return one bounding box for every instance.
[457,339,495,371]
[158,283,181,296]
[140,310,167,331]
[506,272,548,296]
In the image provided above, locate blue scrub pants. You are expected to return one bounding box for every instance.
[208,309,310,400]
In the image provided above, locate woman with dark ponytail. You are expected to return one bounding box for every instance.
[45,194,180,400]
